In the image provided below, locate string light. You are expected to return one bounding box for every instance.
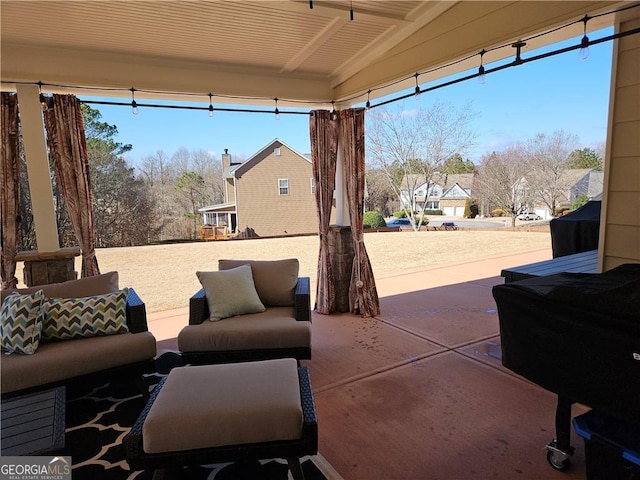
[274,97,280,120]
[580,15,591,60]
[130,87,139,115]
[350,0,354,21]
[478,49,487,84]
[414,73,421,99]
[16,4,639,116]
[208,93,214,117]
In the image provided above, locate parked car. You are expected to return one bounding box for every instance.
[517,212,542,221]
[386,218,412,227]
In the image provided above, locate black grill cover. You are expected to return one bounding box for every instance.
[550,200,601,258]
[492,263,640,425]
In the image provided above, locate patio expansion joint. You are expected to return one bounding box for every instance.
[376,315,499,353]
[313,348,448,394]
[453,345,551,388]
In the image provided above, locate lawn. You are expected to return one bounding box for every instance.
[18,229,551,312]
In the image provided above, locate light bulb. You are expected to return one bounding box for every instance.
[130,88,139,115]
[579,15,590,61]
[579,35,590,60]
[208,105,214,118]
[478,65,486,84]
[275,108,280,121]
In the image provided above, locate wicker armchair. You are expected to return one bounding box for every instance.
[178,259,311,365]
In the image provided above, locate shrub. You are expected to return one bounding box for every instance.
[492,208,506,217]
[393,210,407,218]
[363,211,387,228]
[424,209,443,216]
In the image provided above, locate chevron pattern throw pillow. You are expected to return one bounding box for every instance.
[42,289,129,341]
[1,290,45,355]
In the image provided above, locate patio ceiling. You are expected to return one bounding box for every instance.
[0,1,622,108]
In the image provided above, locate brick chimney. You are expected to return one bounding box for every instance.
[222,148,231,168]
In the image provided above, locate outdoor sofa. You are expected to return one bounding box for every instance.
[1,271,157,397]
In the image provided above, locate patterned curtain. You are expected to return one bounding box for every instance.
[310,110,338,314]
[340,108,380,317]
[0,93,21,289]
[43,94,100,277]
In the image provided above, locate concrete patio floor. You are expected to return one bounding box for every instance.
[152,246,592,479]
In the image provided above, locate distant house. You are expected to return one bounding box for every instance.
[199,139,317,237]
[527,168,604,218]
[400,172,477,217]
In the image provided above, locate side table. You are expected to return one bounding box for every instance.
[1,386,66,455]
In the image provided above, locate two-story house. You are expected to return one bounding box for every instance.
[199,139,317,237]
[400,172,477,217]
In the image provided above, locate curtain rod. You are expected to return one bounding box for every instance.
[373,26,640,109]
[81,100,311,116]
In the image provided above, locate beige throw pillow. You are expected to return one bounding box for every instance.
[218,259,299,306]
[197,265,266,321]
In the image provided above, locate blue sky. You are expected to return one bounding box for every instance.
[87,28,613,168]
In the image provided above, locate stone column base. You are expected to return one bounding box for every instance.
[15,247,81,287]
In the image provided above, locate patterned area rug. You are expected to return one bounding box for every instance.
[65,352,339,480]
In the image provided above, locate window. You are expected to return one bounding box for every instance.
[278,178,289,195]
[310,178,315,195]
[274,147,281,156]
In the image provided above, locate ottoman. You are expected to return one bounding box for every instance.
[124,358,317,479]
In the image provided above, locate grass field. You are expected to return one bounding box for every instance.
[17,229,551,312]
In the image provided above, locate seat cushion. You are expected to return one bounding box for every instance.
[0,331,157,394]
[178,307,310,352]
[142,359,303,453]
[218,259,299,307]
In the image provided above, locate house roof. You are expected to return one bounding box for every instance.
[232,138,311,179]
[0,1,618,107]
[558,168,594,188]
[401,172,475,192]
[441,183,472,199]
[198,202,236,214]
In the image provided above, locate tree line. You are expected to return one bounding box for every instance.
[16,104,603,249]
[18,106,233,250]
[364,103,604,229]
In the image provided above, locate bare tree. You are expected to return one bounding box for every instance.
[139,148,227,241]
[475,145,529,227]
[140,150,176,241]
[366,102,477,231]
[525,131,578,216]
[364,167,396,216]
[191,149,225,205]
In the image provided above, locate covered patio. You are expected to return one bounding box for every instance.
[2,1,639,478]
[148,245,596,478]
[1,1,638,276]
